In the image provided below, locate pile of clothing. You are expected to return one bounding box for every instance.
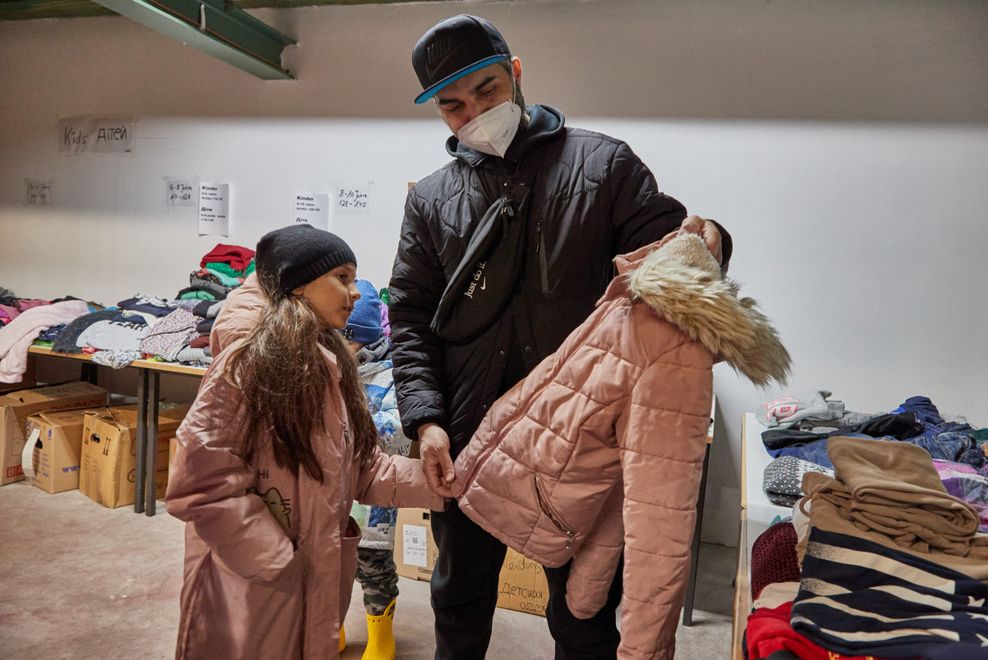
[0,291,95,382]
[179,243,255,301]
[746,436,988,660]
[760,392,988,529]
[0,243,253,376]
[0,288,57,328]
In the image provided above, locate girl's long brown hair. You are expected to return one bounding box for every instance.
[226,270,377,481]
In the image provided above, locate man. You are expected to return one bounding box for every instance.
[388,14,731,660]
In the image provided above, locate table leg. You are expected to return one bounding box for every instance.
[81,363,98,385]
[134,369,149,514]
[682,441,713,626]
[145,371,160,516]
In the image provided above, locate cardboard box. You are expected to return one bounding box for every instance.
[496,548,549,616]
[0,381,109,485]
[392,507,548,616]
[24,408,109,494]
[394,507,439,581]
[79,403,188,508]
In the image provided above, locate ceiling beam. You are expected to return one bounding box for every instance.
[0,0,437,21]
[88,0,295,79]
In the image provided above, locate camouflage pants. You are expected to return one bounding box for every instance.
[356,547,399,615]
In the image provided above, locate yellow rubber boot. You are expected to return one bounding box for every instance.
[339,626,346,654]
[361,599,396,660]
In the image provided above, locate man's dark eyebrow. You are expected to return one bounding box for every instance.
[472,76,496,94]
[436,76,497,106]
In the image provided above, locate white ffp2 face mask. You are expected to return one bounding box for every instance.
[455,89,522,158]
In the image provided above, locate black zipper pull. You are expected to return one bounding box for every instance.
[535,221,542,254]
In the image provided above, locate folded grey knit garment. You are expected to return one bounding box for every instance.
[763,455,835,507]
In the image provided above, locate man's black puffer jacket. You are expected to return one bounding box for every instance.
[389,105,732,455]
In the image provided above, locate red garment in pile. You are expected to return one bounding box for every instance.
[199,244,255,271]
[747,602,895,660]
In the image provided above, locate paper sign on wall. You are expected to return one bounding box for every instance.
[198,183,230,237]
[294,192,329,229]
[166,177,197,207]
[26,179,53,206]
[57,115,135,154]
[331,181,374,215]
[402,524,428,567]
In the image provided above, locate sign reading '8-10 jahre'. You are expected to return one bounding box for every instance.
[57,115,136,154]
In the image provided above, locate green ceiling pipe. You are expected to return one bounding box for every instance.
[90,0,295,79]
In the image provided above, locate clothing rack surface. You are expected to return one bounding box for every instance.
[27,345,206,516]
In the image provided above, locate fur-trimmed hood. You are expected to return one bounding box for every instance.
[621,233,790,387]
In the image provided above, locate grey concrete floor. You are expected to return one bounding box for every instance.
[0,482,734,659]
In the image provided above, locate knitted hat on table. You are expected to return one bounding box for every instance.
[750,521,801,600]
[343,280,383,345]
[255,225,356,296]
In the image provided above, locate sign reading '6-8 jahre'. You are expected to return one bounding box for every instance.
[57,115,136,154]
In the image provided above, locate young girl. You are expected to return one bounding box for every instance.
[166,225,446,660]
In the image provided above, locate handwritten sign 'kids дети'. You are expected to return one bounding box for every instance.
[57,115,136,154]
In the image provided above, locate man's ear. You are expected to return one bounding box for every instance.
[511,56,523,84]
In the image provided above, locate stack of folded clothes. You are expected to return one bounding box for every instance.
[178,243,255,301]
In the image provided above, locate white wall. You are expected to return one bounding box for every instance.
[1,0,986,545]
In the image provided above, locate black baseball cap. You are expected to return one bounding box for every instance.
[412,15,511,104]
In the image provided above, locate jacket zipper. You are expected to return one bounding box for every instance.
[535,221,550,295]
[533,474,575,550]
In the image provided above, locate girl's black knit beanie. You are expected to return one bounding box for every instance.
[255,224,357,295]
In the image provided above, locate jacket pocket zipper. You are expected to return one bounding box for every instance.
[535,221,550,295]
[533,474,575,550]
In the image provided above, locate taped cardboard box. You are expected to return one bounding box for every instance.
[0,381,109,485]
[79,403,189,508]
[496,548,549,616]
[392,506,548,617]
[24,408,110,494]
[394,507,439,581]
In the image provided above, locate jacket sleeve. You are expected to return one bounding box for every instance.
[607,142,733,269]
[388,189,449,440]
[165,366,296,584]
[613,343,713,659]
[353,448,445,511]
[564,483,625,619]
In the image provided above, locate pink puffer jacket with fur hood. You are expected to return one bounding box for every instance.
[452,233,790,659]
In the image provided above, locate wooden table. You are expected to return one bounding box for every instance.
[27,346,206,516]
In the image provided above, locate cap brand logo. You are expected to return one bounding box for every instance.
[427,37,459,79]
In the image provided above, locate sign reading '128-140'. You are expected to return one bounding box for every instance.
[57,115,136,154]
